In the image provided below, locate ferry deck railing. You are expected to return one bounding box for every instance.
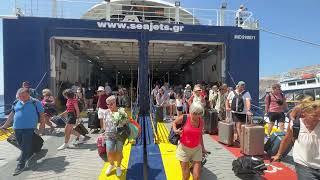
[0,0,258,29]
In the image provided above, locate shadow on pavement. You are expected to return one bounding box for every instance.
[70,143,97,151]
[201,167,218,180]
[30,156,69,173]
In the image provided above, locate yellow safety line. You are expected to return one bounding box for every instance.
[0,128,13,141]
[98,142,132,180]
[157,122,193,180]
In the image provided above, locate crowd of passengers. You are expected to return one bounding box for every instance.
[0,80,319,180]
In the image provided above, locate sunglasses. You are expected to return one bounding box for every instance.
[193,112,203,116]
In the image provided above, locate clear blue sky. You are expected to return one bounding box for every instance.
[1,0,320,94]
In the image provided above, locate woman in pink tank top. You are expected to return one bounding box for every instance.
[172,102,207,180]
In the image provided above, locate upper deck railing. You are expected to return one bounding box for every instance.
[0,0,258,29]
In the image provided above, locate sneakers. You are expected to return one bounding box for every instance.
[25,153,36,168]
[13,164,25,176]
[74,136,85,145]
[57,143,69,150]
[116,167,122,176]
[99,129,105,134]
[105,164,115,175]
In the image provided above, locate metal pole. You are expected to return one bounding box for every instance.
[105,1,111,21]
[175,1,180,24]
[52,0,57,18]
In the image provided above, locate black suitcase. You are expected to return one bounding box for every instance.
[204,109,218,134]
[7,132,43,153]
[155,106,164,122]
[74,123,89,136]
[87,111,100,130]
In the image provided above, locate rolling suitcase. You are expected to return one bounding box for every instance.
[155,106,164,122]
[218,112,234,145]
[87,110,100,130]
[264,131,293,157]
[240,115,265,156]
[204,109,218,134]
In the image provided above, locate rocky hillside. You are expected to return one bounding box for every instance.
[259,64,320,99]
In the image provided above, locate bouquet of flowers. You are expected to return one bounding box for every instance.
[111,107,129,127]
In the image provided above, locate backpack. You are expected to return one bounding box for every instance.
[267,93,285,109]
[12,98,40,121]
[231,91,247,112]
[168,115,187,145]
[232,156,267,176]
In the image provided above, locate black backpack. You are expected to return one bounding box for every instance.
[168,115,187,145]
[231,91,247,112]
[232,156,267,176]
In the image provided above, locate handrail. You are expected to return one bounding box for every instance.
[5,0,257,29]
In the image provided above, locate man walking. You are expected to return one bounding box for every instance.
[226,81,252,143]
[1,88,45,176]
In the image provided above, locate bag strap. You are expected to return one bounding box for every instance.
[181,114,187,128]
[292,113,301,140]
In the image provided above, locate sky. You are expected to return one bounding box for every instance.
[0,0,320,94]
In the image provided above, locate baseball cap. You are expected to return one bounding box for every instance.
[237,81,246,86]
[97,86,105,92]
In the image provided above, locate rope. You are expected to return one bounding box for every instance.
[260,27,320,47]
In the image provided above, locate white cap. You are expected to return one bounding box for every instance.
[97,86,105,91]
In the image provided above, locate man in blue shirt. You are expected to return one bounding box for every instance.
[1,88,45,176]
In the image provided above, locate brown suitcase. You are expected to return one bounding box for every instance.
[218,112,234,145]
[240,115,265,156]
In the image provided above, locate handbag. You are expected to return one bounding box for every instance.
[168,115,187,145]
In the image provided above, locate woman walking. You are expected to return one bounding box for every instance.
[103,95,129,177]
[172,102,207,180]
[39,89,56,135]
[57,89,85,150]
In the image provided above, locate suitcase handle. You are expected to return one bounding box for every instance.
[246,115,253,125]
[226,111,232,123]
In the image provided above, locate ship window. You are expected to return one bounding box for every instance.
[307,79,316,84]
[288,82,296,86]
[297,81,305,85]
[285,93,294,101]
[315,88,320,100]
[304,89,315,100]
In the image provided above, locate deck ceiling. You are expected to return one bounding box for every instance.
[56,39,219,77]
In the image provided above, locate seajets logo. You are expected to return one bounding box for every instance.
[97,21,184,33]
[234,35,256,40]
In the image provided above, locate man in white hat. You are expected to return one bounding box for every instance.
[97,86,109,133]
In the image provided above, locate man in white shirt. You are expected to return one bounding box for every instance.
[235,4,246,26]
[226,81,252,142]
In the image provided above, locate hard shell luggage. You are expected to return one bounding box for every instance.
[87,111,100,130]
[264,131,293,157]
[218,112,234,145]
[240,115,265,156]
[155,106,164,122]
[204,109,218,134]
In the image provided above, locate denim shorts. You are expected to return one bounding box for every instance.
[105,139,124,153]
